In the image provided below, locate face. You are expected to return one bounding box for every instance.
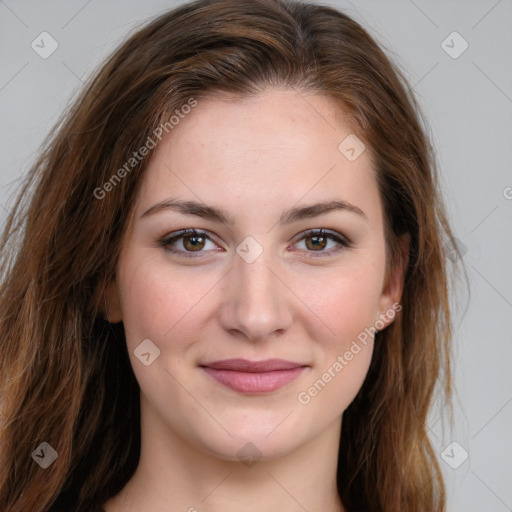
[105,88,406,461]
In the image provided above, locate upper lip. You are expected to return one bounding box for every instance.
[200,358,307,372]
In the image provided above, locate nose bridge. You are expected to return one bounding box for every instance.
[219,243,292,341]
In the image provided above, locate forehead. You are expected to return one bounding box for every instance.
[133,88,381,225]
[165,88,365,162]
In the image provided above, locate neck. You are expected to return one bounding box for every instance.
[103,398,346,512]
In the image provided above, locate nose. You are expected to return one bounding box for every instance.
[218,247,294,343]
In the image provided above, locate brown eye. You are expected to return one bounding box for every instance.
[182,233,206,251]
[305,233,328,251]
[160,229,218,257]
[292,229,351,257]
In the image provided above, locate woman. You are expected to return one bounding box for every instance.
[0,1,463,511]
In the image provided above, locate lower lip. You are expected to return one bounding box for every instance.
[201,367,306,393]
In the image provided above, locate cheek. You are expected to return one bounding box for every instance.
[293,256,384,410]
[326,272,380,347]
[115,255,214,410]
[299,258,385,343]
[296,286,378,416]
[116,251,223,356]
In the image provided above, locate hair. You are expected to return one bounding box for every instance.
[0,1,465,511]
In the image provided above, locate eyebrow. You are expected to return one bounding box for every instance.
[141,197,367,224]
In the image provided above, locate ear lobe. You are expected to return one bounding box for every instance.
[378,233,410,326]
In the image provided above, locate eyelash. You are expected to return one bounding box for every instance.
[158,228,352,259]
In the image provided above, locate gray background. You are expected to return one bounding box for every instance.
[1,1,511,510]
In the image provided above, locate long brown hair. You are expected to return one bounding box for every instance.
[0,1,464,510]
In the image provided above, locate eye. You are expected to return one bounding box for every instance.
[291,228,351,257]
[159,228,351,259]
[159,229,219,258]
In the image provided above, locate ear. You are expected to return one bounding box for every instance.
[377,233,410,329]
[101,279,123,323]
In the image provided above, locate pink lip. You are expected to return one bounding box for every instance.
[200,358,308,393]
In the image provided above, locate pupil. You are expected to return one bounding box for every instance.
[185,235,204,250]
[308,235,326,250]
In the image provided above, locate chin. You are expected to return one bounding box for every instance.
[201,434,300,464]
[191,413,310,462]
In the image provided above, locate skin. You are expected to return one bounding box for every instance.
[102,88,408,512]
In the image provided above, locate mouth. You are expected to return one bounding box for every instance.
[199,358,309,394]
